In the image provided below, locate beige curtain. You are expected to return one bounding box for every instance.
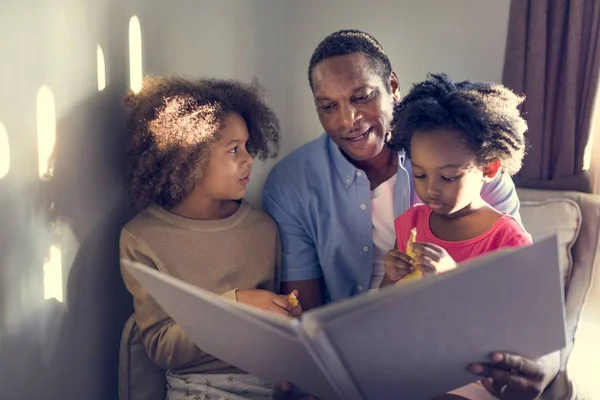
[503,0,600,193]
[590,147,600,194]
[588,97,600,193]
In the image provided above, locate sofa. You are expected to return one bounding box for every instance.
[517,188,600,399]
[118,188,600,399]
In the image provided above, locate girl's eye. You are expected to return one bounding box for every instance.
[442,174,462,182]
[228,147,238,154]
[414,174,426,180]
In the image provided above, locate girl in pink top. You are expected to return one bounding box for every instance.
[395,202,531,265]
[381,73,532,283]
[381,73,533,400]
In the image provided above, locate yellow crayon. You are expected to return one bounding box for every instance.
[396,227,423,285]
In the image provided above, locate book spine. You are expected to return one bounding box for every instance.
[299,318,365,400]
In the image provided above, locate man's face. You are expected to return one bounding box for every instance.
[311,52,400,162]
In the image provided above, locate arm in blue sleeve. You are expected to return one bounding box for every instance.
[262,168,323,282]
[481,172,521,221]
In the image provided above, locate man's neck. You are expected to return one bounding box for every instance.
[344,146,398,189]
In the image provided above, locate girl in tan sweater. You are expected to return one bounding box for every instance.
[119,76,301,399]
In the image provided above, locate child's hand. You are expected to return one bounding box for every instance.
[236,289,302,318]
[285,290,303,317]
[411,242,457,274]
[383,248,415,284]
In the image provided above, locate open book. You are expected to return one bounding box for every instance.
[122,234,567,400]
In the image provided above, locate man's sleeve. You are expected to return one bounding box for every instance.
[481,172,521,220]
[262,168,323,282]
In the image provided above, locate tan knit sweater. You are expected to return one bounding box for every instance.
[120,200,281,375]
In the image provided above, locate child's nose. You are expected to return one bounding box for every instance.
[427,182,441,195]
[244,152,254,166]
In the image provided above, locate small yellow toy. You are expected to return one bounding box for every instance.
[288,292,299,307]
[396,227,423,285]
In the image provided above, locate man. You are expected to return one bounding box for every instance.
[265,30,571,400]
[263,30,519,309]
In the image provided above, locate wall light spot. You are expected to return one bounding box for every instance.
[43,245,63,302]
[129,15,143,94]
[0,122,9,179]
[97,45,106,91]
[36,86,56,180]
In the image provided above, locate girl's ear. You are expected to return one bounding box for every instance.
[482,159,501,182]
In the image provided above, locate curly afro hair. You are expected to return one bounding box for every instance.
[123,76,280,209]
[308,29,392,91]
[388,73,527,175]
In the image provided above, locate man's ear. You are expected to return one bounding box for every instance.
[482,160,501,182]
[389,71,401,103]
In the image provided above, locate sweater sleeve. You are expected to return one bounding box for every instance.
[119,229,235,371]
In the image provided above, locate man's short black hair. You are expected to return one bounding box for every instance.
[308,29,393,90]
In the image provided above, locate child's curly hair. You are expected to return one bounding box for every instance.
[388,73,527,175]
[123,76,280,209]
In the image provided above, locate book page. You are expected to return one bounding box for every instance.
[122,260,342,400]
[303,234,567,400]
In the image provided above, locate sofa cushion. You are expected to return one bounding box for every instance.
[119,314,166,400]
[520,198,582,287]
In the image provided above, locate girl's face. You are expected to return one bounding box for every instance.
[196,113,254,201]
[410,129,499,217]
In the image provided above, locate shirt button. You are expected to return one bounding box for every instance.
[357,285,364,292]
[360,203,367,210]
[362,246,369,252]
[356,171,363,177]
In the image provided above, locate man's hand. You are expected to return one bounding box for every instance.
[469,351,560,400]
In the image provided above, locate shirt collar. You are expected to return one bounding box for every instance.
[327,134,406,189]
[328,136,359,189]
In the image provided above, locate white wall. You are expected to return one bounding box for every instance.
[0,1,510,398]
[0,0,140,398]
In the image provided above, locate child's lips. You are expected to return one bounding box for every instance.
[427,201,445,210]
[239,176,250,184]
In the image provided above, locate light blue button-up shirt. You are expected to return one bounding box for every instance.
[262,134,520,303]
